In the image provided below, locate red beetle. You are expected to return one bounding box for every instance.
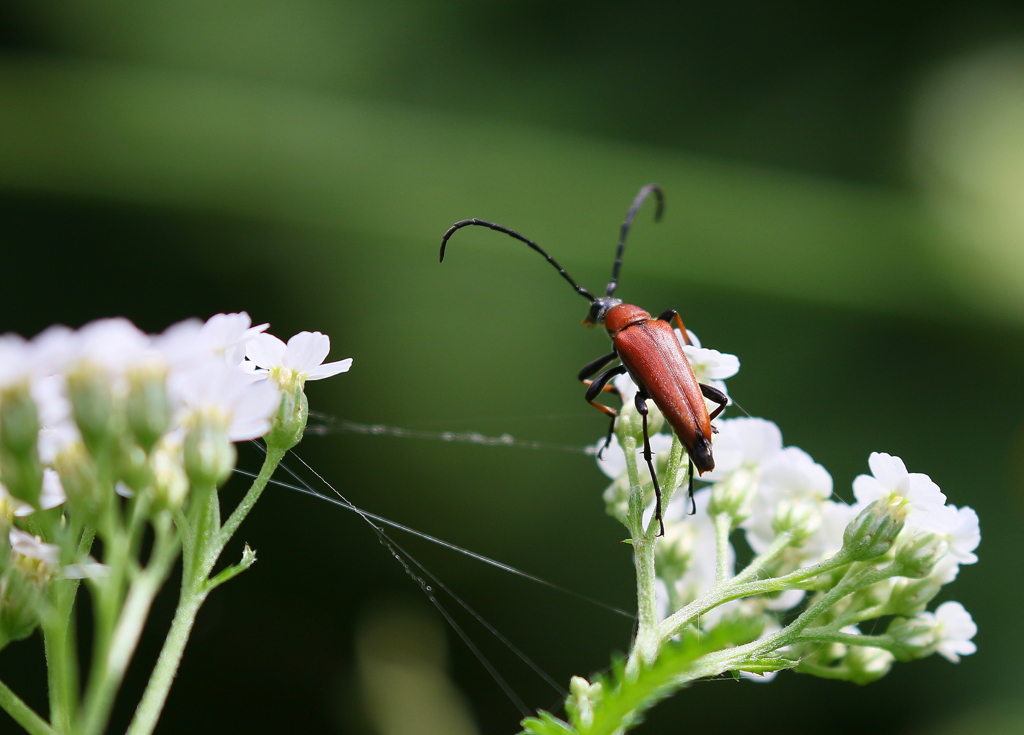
[440,185,727,534]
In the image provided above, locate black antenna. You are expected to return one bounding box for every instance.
[606,184,664,297]
[440,218,595,302]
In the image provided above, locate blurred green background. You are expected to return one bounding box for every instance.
[2,1,1024,733]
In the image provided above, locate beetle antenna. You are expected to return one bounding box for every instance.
[606,184,664,297]
[440,218,595,302]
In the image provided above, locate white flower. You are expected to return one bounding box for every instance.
[704,418,783,481]
[744,447,832,554]
[801,500,859,562]
[594,432,674,480]
[9,528,60,566]
[31,325,76,377]
[158,312,267,371]
[945,505,980,564]
[73,318,151,372]
[927,601,978,663]
[200,312,268,367]
[176,364,281,441]
[0,334,33,388]
[675,328,740,382]
[852,452,951,534]
[246,331,352,382]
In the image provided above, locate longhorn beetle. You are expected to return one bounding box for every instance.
[439,185,728,535]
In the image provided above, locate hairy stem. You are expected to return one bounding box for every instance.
[0,677,55,735]
[125,444,284,735]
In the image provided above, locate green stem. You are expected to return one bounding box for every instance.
[657,530,811,642]
[713,513,732,584]
[125,445,285,735]
[794,629,894,649]
[621,433,659,675]
[75,521,179,735]
[643,437,686,537]
[0,677,55,735]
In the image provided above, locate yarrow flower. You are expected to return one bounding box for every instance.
[246,331,352,387]
[586,322,980,704]
[852,452,952,534]
[0,312,353,639]
[0,309,356,735]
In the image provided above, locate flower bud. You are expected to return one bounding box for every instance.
[841,498,905,561]
[0,384,42,508]
[1,529,59,643]
[886,615,937,662]
[184,419,235,489]
[844,645,895,685]
[893,533,949,579]
[0,384,39,457]
[603,476,630,524]
[772,498,821,545]
[65,365,119,455]
[116,439,151,495]
[566,676,602,729]
[54,443,102,522]
[151,442,188,512]
[656,524,696,583]
[848,578,896,612]
[0,567,44,643]
[887,576,943,617]
[708,467,757,524]
[264,379,306,452]
[615,393,665,443]
[126,366,171,453]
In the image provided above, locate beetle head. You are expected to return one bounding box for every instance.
[583,297,622,327]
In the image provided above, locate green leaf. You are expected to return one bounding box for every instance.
[519,710,576,735]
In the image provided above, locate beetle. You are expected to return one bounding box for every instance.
[439,185,728,535]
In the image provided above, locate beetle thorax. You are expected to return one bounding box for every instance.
[603,303,652,334]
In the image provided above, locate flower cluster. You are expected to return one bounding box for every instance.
[0,312,350,647]
[593,328,978,687]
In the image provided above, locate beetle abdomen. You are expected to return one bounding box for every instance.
[614,319,715,473]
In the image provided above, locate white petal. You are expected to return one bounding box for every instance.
[852,475,888,505]
[10,528,60,565]
[282,332,331,372]
[305,358,353,380]
[867,452,908,491]
[245,333,287,369]
[674,328,701,349]
[226,381,281,441]
[40,469,67,509]
[948,506,980,564]
[935,601,977,640]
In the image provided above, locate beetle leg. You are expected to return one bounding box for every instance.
[578,350,619,381]
[700,383,730,421]
[634,391,665,537]
[585,365,627,456]
[656,309,690,344]
[687,459,696,515]
[581,378,620,397]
